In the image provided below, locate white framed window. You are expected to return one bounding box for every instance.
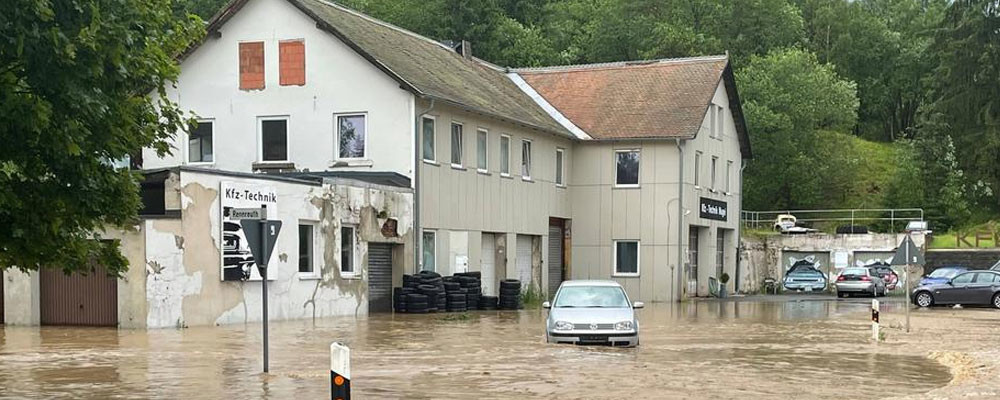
[451,122,464,167]
[259,116,289,162]
[726,160,733,193]
[709,105,718,138]
[694,151,702,187]
[422,230,436,272]
[187,119,214,164]
[615,149,640,187]
[500,134,511,176]
[555,148,565,186]
[336,113,367,159]
[614,240,640,277]
[298,222,319,278]
[711,156,718,190]
[716,105,724,139]
[521,139,532,180]
[340,225,357,275]
[477,128,488,172]
[422,116,436,162]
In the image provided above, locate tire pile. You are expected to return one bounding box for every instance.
[393,270,515,313]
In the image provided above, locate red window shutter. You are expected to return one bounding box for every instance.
[279,40,305,86]
[239,42,265,90]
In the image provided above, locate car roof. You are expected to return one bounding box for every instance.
[559,280,622,287]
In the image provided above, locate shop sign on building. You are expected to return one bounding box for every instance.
[220,181,278,281]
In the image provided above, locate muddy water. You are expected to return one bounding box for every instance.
[0,299,949,399]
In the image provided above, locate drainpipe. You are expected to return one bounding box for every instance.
[675,138,685,302]
[414,99,435,273]
[735,160,747,293]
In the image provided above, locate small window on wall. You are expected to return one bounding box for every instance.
[711,156,718,190]
[422,230,436,272]
[709,105,718,138]
[555,148,565,186]
[500,135,511,175]
[451,123,464,166]
[422,117,435,162]
[341,226,356,274]
[188,120,213,163]
[337,114,367,159]
[694,151,702,187]
[239,41,265,90]
[726,160,733,193]
[716,105,724,139]
[477,129,488,172]
[278,40,305,86]
[260,117,288,162]
[614,240,640,276]
[521,139,532,180]
[615,150,639,186]
[298,224,314,274]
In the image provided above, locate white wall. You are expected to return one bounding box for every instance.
[145,0,415,177]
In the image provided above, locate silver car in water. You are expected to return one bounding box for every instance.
[543,280,643,347]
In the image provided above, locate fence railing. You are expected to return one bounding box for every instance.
[741,208,924,231]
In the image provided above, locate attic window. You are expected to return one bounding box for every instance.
[279,40,305,86]
[239,41,265,90]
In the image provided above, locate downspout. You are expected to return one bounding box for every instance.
[414,98,435,273]
[735,160,747,293]
[675,138,685,302]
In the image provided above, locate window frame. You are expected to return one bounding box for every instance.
[334,112,369,161]
[709,105,718,139]
[257,115,290,163]
[613,240,641,277]
[614,149,640,188]
[716,105,724,140]
[499,134,511,177]
[555,148,565,187]
[186,118,215,165]
[726,160,733,194]
[521,139,532,181]
[298,221,319,279]
[711,156,718,191]
[694,151,702,188]
[450,122,464,168]
[422,229,436,272]
[340,224,358,277]
[422,115,436,163]
[476,128,489,173]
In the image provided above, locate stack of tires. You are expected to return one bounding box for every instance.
[479,295,499,310]
[393,287,414,312]
[499,279,523,310]
[394,271,445,313]
[455,272,482,310]
[442,277,466,312]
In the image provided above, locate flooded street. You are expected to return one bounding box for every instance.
[0,297,967,399]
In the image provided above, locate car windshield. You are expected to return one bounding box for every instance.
[554,286,629,308]
[929,268,962,278]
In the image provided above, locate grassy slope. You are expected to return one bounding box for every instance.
[842,133,902,209]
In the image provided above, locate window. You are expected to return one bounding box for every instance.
[298,224,314,274]
[974,272,998,283]
[694,151,702,187]
[239,41,265,90]
[279,40,305,86]
[521,139,532,179]
[477,129,488,171]
[952,272,974,284]
[614,240,640,276]
[260,117,288,162]
[341,226,356,274]
[615,150,639,186]
[726,160,733,193]
[500,135,511,175]
[422,116,435,161]
[716,105,724,138]
[337,114,367,159]
[711,156,718,190]
[555,148,565,186]
[716,229,725,279]
[422,230,436,272]
[188,120,213,163]
[451,123,463,166]
[709,105,718,138]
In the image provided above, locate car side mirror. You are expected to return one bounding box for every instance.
[542,301,551,309]
[633,302,644,309]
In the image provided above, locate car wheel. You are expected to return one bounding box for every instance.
[993,293,1000,310]
[915,291,934,308]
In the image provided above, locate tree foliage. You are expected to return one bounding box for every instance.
[0,0,201,275]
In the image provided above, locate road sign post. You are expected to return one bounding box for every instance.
[260,205,268,373]
[240,205,282,373]
[871,299,880,341]
[891,234,924,334]
[331,342,351,400]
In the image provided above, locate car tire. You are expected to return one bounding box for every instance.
[915,291,934,308]
[993,293,1000,309]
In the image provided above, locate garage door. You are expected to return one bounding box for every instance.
[481,234,496,296]
[548,225,564,297]
[516,235,533,290]
[40,267,117,326]
[368,243,393,313]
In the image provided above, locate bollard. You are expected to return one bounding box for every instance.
[871,299,880,341]
[330,342,351,400]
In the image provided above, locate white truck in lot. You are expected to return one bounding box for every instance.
[773,214,817,234]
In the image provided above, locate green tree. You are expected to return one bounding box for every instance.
[0,0,201,275]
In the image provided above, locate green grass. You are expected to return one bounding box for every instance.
[841,132,904,210]
[520,286,545,309]
[928,221,999,249]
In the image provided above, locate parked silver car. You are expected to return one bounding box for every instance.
[835,267,887,297]
[543,280,642,347]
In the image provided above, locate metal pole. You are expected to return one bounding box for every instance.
[261,205,269,373]
[904,232,910,333]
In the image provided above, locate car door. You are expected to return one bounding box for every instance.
[969,272,998,304]
[936,272,975,304]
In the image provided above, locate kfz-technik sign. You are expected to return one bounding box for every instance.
[220,181,278,281]
[699,197,728,221]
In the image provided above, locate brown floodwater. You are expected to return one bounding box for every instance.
[0,298,950,399]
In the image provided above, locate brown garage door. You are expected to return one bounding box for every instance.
[40,267,118,326]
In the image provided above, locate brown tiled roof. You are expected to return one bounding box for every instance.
[516,57,730,139]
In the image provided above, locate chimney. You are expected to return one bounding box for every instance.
[459,40,471,60]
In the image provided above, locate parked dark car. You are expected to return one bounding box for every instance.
[782,261,827,292]
[912,270,1000,308]
[919,266,968,286]
[870,263,899,290]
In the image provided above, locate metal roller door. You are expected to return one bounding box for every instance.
[40,267,118,326]
[516,235,533,289]
[481,234,496,296]
[368,243,394,313]
[548,226,564,297]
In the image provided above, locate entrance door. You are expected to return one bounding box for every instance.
[481,234,496,296]
[368,243,394,313]
[40,267,118,326]
[548,225,564,297]
[516,235,533,288]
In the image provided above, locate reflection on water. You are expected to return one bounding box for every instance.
[0,299,949,399]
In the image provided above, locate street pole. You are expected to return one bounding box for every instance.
[261,205,269,373]
[904,232,910,334]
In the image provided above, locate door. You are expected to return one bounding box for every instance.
[481,234,496,296]
[715,229,725,279]
[688,227,699,293]
[936,272,975,304]
[968,272,997,304]
[40,266,118,326]
[367,243,394,313]
[548,225,564,298]
[516,235,533,288]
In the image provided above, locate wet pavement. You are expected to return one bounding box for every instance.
[0,297,952,399]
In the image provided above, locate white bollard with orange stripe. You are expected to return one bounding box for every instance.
[330,342,351,400]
